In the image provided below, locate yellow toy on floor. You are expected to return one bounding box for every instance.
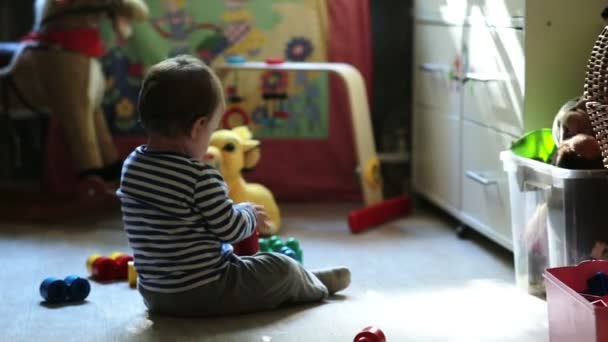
[206,126,281,236]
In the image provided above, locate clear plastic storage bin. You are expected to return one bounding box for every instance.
[501,150,608,297]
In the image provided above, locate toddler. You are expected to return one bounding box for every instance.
[117,55,350,317]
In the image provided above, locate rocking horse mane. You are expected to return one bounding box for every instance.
[33,0,103,30]
[33,0,149,31]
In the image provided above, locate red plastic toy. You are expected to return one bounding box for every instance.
[88,253,134,281]
[113,254,134,280]
[354,326,386,342]
[233,230,260,256]
[265,57,285,65]
[91,256,117,282]
[348,195,412,233]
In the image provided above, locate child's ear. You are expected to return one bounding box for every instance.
[190,116,209,138]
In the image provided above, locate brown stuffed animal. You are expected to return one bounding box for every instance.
[551,97,604,169]
[552,96,594,145]
[553,134,604,169]
[0,0,149,189]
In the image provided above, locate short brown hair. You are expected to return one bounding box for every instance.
[138,55,224,137]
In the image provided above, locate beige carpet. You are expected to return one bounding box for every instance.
[0,203,548,342]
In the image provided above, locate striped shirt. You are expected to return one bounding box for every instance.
[116,146,257,293]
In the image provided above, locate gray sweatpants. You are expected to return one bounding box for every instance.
[138,252,329,317]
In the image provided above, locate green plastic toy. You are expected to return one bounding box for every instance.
[510,128,556,163]
[271,240,285,252]
[259,238,270,252]
[285,238,303,262]
[258,236,303,263]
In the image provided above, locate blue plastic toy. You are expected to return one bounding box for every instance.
[40,275,91,303]
[40,277,68,303]
[64,275,91,301]
[588,272,608,296]
[226,55,246,64]
[279,246,298,261]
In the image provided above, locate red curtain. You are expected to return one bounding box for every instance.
[247,0,373,202]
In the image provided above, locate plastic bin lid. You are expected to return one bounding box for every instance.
[501,150,608,179]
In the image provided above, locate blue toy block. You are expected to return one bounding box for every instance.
[587,272,608,296]
[40,277,68,303]
[64,275,91,301]
[280,246,298,261]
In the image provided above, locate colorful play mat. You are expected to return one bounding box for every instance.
[101,0,330,139]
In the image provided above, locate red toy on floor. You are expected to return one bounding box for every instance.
[348,195,412,233]
[87,252,134,282]
[354,326,386,342]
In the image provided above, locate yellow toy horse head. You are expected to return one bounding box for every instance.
[206,126,280,236]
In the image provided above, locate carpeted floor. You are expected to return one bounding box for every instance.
[0,203,548,342]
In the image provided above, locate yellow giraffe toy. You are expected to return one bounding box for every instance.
[206,126,280,236]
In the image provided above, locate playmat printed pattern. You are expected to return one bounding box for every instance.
[101,0,329,139]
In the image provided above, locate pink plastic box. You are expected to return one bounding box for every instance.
[544,261,608,341]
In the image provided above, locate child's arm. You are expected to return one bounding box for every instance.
[194,169,257,244]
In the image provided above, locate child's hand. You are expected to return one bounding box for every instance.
[252,204,271,232]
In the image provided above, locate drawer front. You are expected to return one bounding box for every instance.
[462,25,524,136]
[413,22,463,114]
[474,0,525,26]
[413,107,461,214]
[414,0,471,23]
[461,120,516,249]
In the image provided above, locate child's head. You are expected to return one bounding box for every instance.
[138,55,225,140]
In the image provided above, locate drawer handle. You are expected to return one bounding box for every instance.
[524,180,551,191]
[418,63,451,73]
[463,72,506,83]
[466,171,497,185]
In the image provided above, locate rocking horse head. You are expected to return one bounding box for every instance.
[34,0,149,39]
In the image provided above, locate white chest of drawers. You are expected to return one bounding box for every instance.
[412,0,607,250]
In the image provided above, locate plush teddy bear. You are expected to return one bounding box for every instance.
[552,96,594,145]
[551,97,604,169]
[206,126,281,236]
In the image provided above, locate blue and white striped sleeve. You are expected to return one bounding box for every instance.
[194,167,257,243]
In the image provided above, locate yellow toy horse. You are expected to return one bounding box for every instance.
[206,126,281,236]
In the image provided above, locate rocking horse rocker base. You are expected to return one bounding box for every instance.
[0,119,120,224]
[0,181,119,224]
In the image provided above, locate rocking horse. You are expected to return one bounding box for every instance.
[0,0,149,221]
